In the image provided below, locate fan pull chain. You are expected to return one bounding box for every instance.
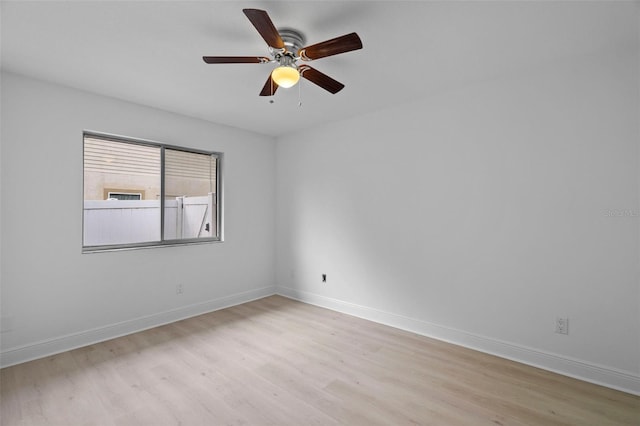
[298,79,303,107]
[268,77,275,104]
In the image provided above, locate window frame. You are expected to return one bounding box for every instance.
[82,131,223,253]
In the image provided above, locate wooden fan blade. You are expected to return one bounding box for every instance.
[299,65,344,94]
[259,75,279,96]
[298,33,362,61]
[243,9,284,49]
[202,56,270,64]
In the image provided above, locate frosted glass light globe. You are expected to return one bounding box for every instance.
[271,66,300,88]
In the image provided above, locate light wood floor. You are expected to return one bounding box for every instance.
[1,296,638,425]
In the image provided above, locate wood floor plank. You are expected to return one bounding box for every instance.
[1,295,638,425]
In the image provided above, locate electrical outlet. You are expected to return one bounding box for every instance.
[555,317,569,335]
[176,284,184,295]
[322,274,327,283]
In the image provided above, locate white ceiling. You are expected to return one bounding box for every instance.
[2,1,638,137]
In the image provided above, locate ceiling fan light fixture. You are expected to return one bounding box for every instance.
[202,9,362,96]
[271,65,300,88]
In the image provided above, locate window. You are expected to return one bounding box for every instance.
[83,133,222,251]
[107,192,142,200]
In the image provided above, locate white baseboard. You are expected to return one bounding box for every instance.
[0,286,277,368]
[276,286,640,396]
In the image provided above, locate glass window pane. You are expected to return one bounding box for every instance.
[83,136,161,246]
[164,149,217,240]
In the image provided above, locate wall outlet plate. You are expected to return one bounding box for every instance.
[555,317,569,335]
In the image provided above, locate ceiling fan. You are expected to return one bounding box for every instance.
[202,9,363,96]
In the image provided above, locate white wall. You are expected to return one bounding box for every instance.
[0,72,276,365]
[276,48,640,393]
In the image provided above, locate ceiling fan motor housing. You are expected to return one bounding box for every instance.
[274,51,297,68]
[277,28,306,58]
